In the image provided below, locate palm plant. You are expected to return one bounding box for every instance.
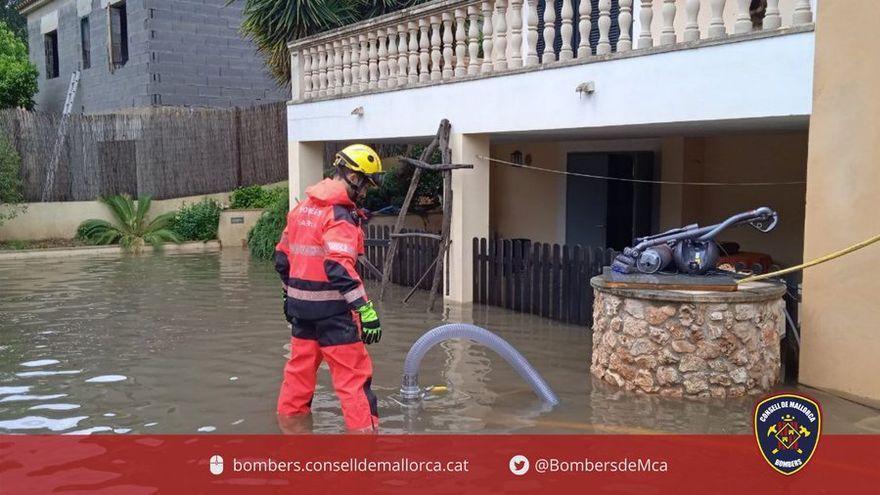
[234,0,425,85]
[77,195,181,252]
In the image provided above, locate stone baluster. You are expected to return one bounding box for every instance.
[302,48,312,98]
[377,28,388,89]
[577,0,592,58]
[419,18,431,82]
[763,0,781,30]
[597,0,611,55]
[359,34,369,91]
[638,0,654,49]
[442,12,454,79]
[508,0,524,68]
[430,15,442,80]
[734,0,752,33]
[524,0,539,65]
[341,39,351,94]
[683,0,700,41]
[397,24,409,86]
[792,0,813,25]
[542,0,556,63]
[558,0,573,60]
[468,6,482,74]
[659,0,676,45]
[368,32,378,90]
[316,44,327,97]
[349,36,360,91]
[325,42,336,95]
[323,42,334,95]
[493,0,508,71]
[325,43,334,94]
[310,47,321,96]
[454,8,467,77]
[481,2,494,73]
[333,40,343,95]
[708,0,727,38]
[408,21,420,84]
[386,28,398,88]
[617,0,633,51]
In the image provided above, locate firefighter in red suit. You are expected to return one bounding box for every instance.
[274,144,384,432]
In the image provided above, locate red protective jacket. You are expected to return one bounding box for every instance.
[274,179,368,320]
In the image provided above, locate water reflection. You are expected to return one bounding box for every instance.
[0,251,877,435]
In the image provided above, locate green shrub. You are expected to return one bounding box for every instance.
[0,134,25,226]
[170,198,222,241]
[230,185,264,208]
[230,185,287,209]
[247,193,289,260]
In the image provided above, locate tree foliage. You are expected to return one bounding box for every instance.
[0,19,37,110]
[77,195,182,252]
[362,144,442,212]
[234,0,425,85]
[0,2,26,42]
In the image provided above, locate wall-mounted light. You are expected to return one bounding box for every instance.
[511,150,523,166]
[510,150,531,167]
[575,81,596,96]
[351,106,364,116]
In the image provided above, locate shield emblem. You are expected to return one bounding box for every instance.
[754,393,822,475]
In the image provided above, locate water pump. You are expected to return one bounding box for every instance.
[611,207,778,275]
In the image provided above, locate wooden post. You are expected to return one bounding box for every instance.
[378,121,444,300]
[428,123,454,311]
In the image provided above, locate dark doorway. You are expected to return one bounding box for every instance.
[565,152,655,250]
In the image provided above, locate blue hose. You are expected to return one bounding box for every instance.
[400,323,559,406]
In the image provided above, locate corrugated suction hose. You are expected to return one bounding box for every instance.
[400,323,559,406]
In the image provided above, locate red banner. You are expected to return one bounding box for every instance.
[1,435,878,494]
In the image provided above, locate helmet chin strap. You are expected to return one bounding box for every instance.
[337,165,368,202]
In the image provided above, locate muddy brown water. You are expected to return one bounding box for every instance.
[0,251,877,435]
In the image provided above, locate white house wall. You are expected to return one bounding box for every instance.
[287,32,814,142]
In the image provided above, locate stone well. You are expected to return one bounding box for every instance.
[589,276,787,399]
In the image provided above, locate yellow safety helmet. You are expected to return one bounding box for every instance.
[335,144,384,187]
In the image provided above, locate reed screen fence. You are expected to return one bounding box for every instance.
[0,103,287,202]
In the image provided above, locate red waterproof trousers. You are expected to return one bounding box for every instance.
[276,311,378,432]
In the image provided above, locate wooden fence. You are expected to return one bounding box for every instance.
[363,225,441,292]
[473,237,617,325]
[0,103,287,202]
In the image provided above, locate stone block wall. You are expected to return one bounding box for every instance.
[24,0,287,113]
[590,288,786,399]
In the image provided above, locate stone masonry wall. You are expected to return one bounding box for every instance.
[590,290,786,399]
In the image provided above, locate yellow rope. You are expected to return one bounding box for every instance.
[737,233,880,284]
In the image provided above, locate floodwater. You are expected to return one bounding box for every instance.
[0,251,877,435]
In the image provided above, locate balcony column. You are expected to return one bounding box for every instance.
[447,134,490,303]
[288,141,324,205]
[290,48,305,101]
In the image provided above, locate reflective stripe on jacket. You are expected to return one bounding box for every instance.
[274,179,367,320]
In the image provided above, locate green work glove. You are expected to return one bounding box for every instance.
[356,300,382,345]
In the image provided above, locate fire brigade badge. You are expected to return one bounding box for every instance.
[754,393,821,475]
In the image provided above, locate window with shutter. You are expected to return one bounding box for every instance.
[109,2,129,69]
[80,17,91,69]
[44,30,59,79]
